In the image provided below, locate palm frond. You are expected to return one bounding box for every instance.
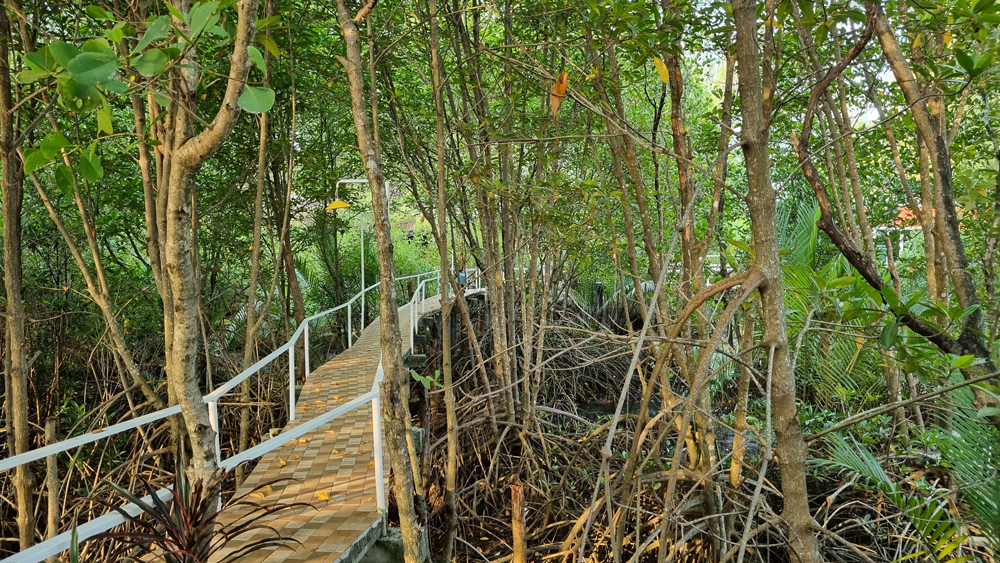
[816,435,972,562]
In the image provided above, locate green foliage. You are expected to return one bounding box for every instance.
[817,435,973,562]
[935,387,1000,555]
[411,369,441,390]
[238,86,276,113]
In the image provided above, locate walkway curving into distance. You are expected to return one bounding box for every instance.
[212,295,439,563]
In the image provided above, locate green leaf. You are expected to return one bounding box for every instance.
[81,38,115,55]
[977,406,1000,418]
[54,165,75,196]
[67,52,119,86]
[956,49,975,73]
[57,75,103,112]
[132,48,168,76]
[189,1,221,38]
[152,90,171,107]
[880,319,898,349]
[79,144,104,182]
[40,132,71,159]
[957,304,981,320]
[85,5,113,19]
[69,525,79,563]
[247,45,265,72]
[161,43,183,59]
[827,276,855,290]
[101,79,129,94]
[256,15,281,29]
[105,24,125,44]
[49,42,82,68]
[814,22,830,46]
[17,69,50,83]
[97,96,113,134]
[164,1,185,21]
[133,16,171,54]
[23,148,50,173]
[975,52,994,70]
[953,355,974,369]
[729,239,752,254]
[25,49,57,72]
[237,86,274,113]
[880,285,899,311]
[258,33,279,58]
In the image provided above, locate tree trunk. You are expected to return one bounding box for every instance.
[154,0,260,484]
[238,9,272,481]
[0,7,35,548]
[428,0,459,558]
[732,2,821,561]
[335,3,427,561]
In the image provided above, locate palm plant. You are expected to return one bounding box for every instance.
[817,435,973,562]
[85,465,311,562]
[936,385,1000,555]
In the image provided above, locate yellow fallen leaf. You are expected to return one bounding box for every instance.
[358,450,366,456]
[332,396,340,400]
[264,485,273,494]
[368,460,375,467]
[298,438,308,443]
[292,455,300,460]
[277,457,287,467]
[250,492,265,500]
[317,491,332,501]
[480,537,489,541]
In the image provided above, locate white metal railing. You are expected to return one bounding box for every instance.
[0,269,449,563]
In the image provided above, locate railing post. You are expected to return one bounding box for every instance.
[348,302,353,348]
[360,286,365,331]
[304,321,311,378]
[288,345,296,421]
[208,400,221,465]
[372,394,386,512]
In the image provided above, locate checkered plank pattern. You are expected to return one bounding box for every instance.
[212,296,439,563]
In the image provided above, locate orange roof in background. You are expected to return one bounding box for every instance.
[891,205,934,227]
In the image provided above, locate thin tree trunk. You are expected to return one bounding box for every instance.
[428,0,458,557]
[335,2,427,561]
[0,7,35,547]
[237,0,274,484]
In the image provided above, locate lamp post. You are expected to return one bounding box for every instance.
[328,178,390,331]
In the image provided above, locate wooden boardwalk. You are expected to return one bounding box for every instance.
[213,297,437,563]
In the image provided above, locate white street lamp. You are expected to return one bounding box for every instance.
[326,178,390,329]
